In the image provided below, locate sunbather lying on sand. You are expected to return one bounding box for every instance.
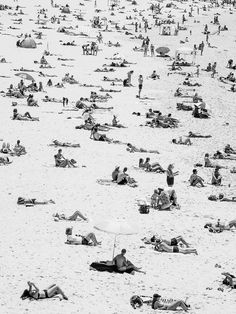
[208,193,236,202]
[189,169,205,187]
[12,109,39,121]
[204,153,226,168]
[65,227,100,246]
[188,131,211,138]
[53,210,88,221]
[54,149,77,168]
[127,143,159,154]
[21,282,68,301]
[204,219,236,233]
[151,293,190,311]
[51,140,80,148]
[213,150,236,160]
[142,235,190,248]
[172,137,192,145]
[113,249,145,274]
[17,197,55,205]
[154,239,198,255]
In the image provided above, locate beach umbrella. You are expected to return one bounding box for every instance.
[20,37,37,48]
[156,46,170,54]
[94,219,138,259]
[15,72,34,81]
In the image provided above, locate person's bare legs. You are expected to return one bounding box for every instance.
[166,300,188,311]
[68,210,87,221]
[85,233,101,245]
[176,236,190,247]
[179,248,198,255]
[47,285,68,300]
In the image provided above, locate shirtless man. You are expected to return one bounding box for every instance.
[154,239,198,255]
[113,249,145,274]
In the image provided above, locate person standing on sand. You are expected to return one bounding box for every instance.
[150,44,155,57]
[166,164,179,187]
[138,75,143,98]
[200,41,204,56]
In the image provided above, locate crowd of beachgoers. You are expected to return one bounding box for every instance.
[0,0,236,313]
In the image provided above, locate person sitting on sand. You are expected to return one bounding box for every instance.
[154,239,198,255]
[65,227,100,246]
[208,193,236,202]
[21,281,68,301]
[211,167,222,185]
[54,149,76,168]
[143,157,165,173]
[155,188,173,210]
[90,125,111,142]
[13,140,26,156]
[1,142,12,154]
[0,156,12,165]
[204,219,236,233]
[112,166,120,181]
[224,144,236,154]
[53,210,88,222]
[117,167,134,185]
[150,70,160,80]
[189,169,205,187]
[172,137,192,145]
[188,131,211,138]
[51,140,80,148]
[113,249,145,274]
[127,143,159,154]
[151,293,190,311]
[17,197,55,206]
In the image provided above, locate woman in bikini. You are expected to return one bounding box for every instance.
[154,239,198,255]
[21,281,68,300]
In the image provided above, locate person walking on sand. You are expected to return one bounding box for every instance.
[137,75,143,98]
[200,41,204,55]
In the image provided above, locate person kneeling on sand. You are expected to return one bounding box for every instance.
[54,149,76,168]
[53,210,88,221]
[65,227,101,246]
[113,249,145,274]
[21,281,68,300]
[189,169,205,187]
[152,293,190,311]
[154,239,198,255]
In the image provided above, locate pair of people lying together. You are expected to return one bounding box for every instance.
[142,235,197,255]
[204,219,236,233]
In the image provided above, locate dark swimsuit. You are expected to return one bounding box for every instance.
[170,238,178,246]
[173,246,179,253]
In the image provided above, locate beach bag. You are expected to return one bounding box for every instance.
[130,295,143,309]
[139,204,150,214]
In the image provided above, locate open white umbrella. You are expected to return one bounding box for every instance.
[94,219,138,259]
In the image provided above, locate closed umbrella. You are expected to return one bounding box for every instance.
[94,219,138,259]
[15,72,34,81]
[156,46,170,55]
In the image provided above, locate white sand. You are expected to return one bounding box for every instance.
[0,0,236,313]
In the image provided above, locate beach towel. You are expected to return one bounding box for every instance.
[90,262,133,274]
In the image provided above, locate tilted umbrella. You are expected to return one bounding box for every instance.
[94,219,138,259]
[15,72,35,81]
[156,46,170,55]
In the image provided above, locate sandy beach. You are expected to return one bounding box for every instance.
[0,0,236,313]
